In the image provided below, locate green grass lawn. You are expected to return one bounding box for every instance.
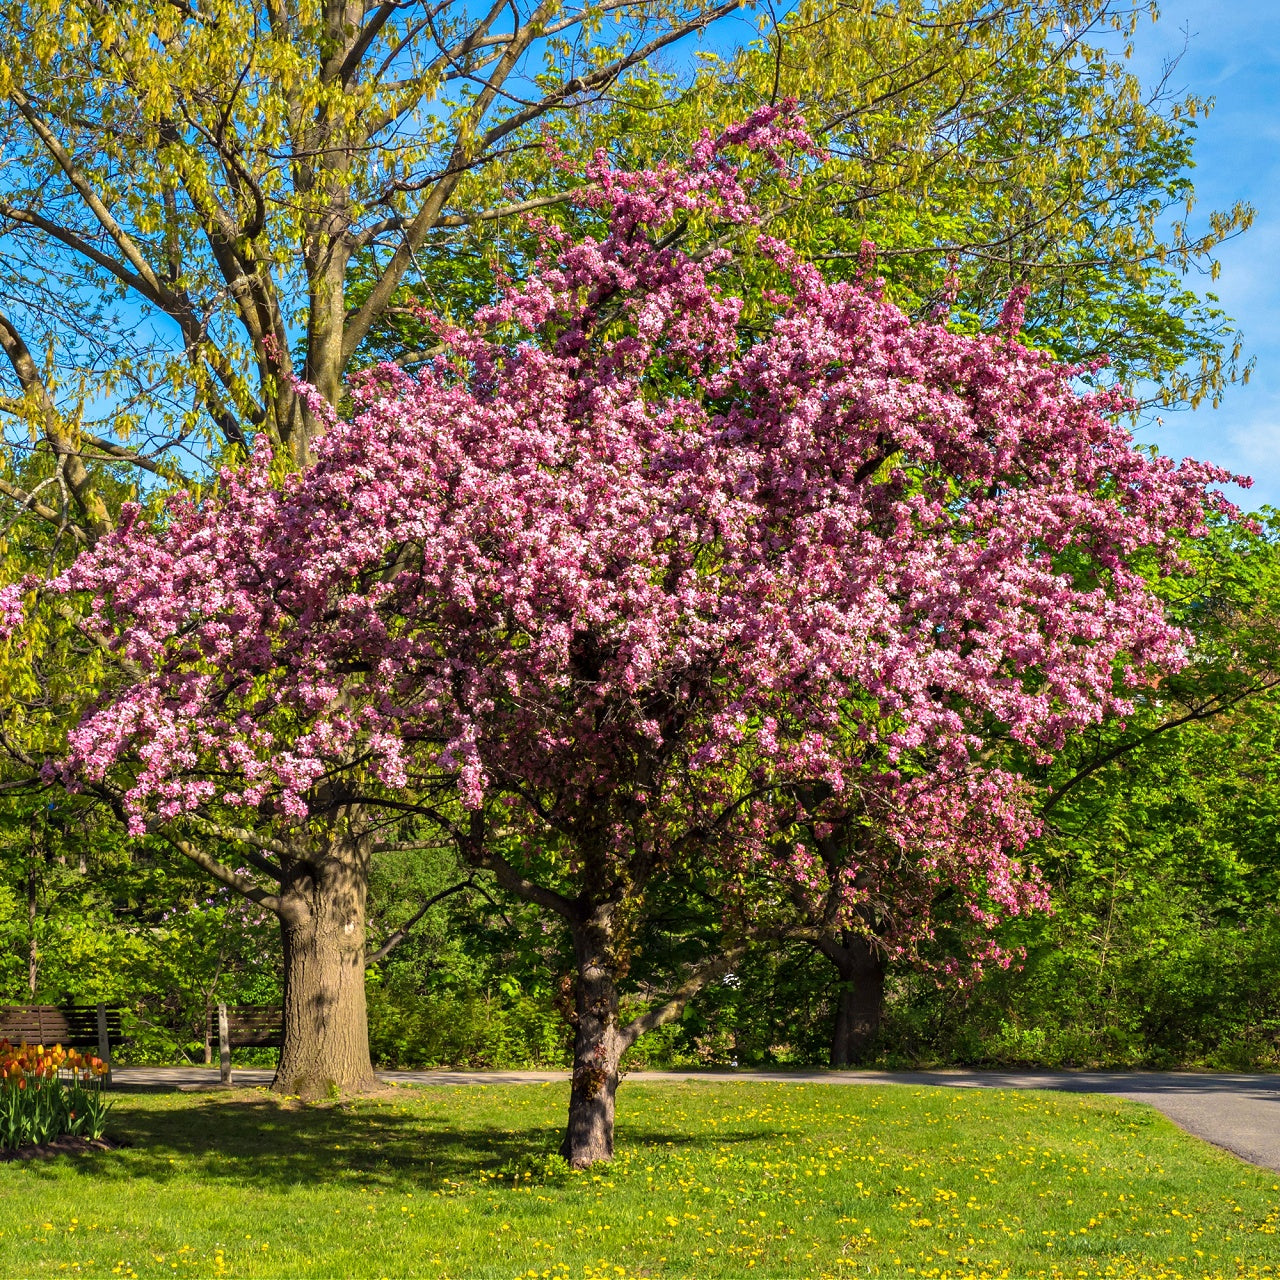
[0,1082,1277,1279]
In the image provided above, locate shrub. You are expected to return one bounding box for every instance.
[367,985,570,1069]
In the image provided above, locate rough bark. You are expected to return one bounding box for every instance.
[827,934,886,1068]
[272,830,378,1098]
[561,910,626,1168]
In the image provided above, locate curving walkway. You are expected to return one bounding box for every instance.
[111,1066,1280,1174]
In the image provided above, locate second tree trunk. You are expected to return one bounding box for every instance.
[829,935,886,1068]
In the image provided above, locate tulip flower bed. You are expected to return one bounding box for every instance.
[0,1040,112,1152]
[1,1082,1278,1277]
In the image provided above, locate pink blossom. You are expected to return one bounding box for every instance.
[18,109,1245,965]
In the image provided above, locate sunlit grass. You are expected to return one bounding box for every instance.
[0,1081,1277,1278]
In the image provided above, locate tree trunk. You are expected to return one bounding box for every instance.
[562,912,625,1168]
[272,832,378,1098]
[828,934,886,1068]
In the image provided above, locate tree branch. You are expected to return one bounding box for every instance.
[76,430,163,474]
[80,772,283,914]
[479,1,742,154]
[10,89,171,300]
[155,827,282,914]
[0,477,88,543]
[1041,679,1280,816]
[0,311,112,540]
[474,844,576,920]
[184,812,292,867]
[365,876,475,966]
[618,944,747,1049]
[354,190,581,249]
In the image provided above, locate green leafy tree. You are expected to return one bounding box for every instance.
[355,0,1252,413]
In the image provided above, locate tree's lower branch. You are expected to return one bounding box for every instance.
[365,876,474,966]
[475,845,575,920]
[619,944,747,1049]
[186,811,291,864]
[156,827,282,915]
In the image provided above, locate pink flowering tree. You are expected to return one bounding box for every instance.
[0,109,1239,1160]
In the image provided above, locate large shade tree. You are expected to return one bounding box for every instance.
[0,0,748,479]
[2,110,1239,1158]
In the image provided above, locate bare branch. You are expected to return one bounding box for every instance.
[480,1,742,153]
[0,477,88,543]
[618,944,747,1048]
[1041,679,1280,815]
[365,876,475,965]
[76,431,163,474]
[354,190,581,249]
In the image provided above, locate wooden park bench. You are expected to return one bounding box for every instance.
[0,1004,120,1082]
[207,1004,282,1086]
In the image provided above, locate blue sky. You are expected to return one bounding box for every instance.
[1125,1,1280,512]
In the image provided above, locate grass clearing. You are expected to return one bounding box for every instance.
[0,1081,1276,1278]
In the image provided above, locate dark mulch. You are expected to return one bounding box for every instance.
[0,1135,119,1162]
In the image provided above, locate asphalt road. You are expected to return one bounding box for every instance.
[112,1066,1280,1173]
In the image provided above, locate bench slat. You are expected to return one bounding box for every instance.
[0,1005,122,1049]
[209,1006,283,1049]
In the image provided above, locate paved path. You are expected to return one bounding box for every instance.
[112,1066,1280,1173]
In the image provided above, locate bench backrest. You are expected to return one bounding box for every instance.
[210,1005,283,1048]
[0,1004,122,1049]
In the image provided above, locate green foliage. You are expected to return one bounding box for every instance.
[0,798,281,1064]
[367,984,569,1070]
[941,512,1280,1069]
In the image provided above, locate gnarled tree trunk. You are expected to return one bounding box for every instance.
[562,910,626,1168]
[826,933,886,1068]
[272,829,378,1098]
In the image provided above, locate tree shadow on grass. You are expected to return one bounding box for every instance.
[23,1095,551,1191]
[17,1092,784,1193]
[614,1127,781,1150]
